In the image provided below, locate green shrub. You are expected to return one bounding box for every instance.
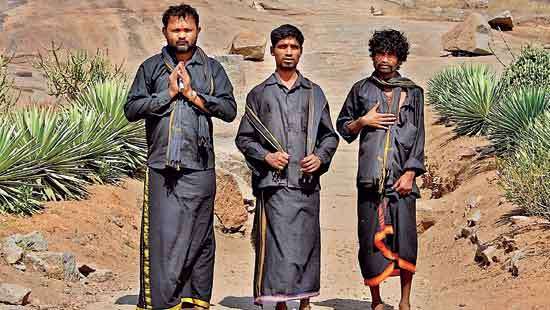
[33,42,126,101]
[500,112,550,220]
[488,87,550,154]
[427,64,501,136]
[501,45,550,92]
[0,54,19,114]
[0,81,146,215]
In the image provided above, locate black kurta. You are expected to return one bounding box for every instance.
[125,46,236,310]
[235,72,339,304]
[336,74,425,287]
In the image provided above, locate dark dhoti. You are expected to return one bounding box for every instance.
[253,187,321,305]
[357,190,417,287]
[137,168,216,310]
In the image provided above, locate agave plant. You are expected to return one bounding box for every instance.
[73,80,146,175]
[427,65,464,120]
[488,87,550,155]
[430,64,502,136]
[0,123,43,214]
[13,107,93,201]
[499,112,550,219]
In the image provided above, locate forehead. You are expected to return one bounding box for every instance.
[274,36,300,46]
[165,15,197,28]
[374,50,397,56]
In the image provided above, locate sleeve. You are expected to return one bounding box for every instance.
[235,91,271,175]
[196,61,237,123]
[313,92,340,175]
[403,88,426,176]
[124,64,173,122]
[336,83,362,143]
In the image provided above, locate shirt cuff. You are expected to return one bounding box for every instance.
[404,158,426,176]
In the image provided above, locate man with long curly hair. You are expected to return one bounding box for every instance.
[336,29,426,310]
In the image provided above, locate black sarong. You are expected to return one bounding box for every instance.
[253,187,321,305]
[357,190,417,287]
[137,168,216,310]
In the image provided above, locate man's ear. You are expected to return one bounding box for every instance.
[270,46,274,56]
[197,26,202,35]
[162,27,167,37]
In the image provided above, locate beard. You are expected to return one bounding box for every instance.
[171,40,195,53]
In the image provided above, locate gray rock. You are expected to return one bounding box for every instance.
[13,263,26,272]
[229,31,267,61]
[0,283,31,305]
[442,13,493,56]
[372,9,384,16]
[0,305,27,310]
[464,0,489,8]
[18,231,48,252]
[2,238,23,265]
[489,11,513,31]
[384,0,416,8]
[475,245,498,266]
[87,269,114,283]
[213,55,246,101]
[24,252,81,282]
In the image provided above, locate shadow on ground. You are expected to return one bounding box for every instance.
[115,295,138,305]
[314,298,395,310]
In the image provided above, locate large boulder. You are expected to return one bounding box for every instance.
[214,169,249,233]
[213,55,246,101]
[0,284,31,306]
[442,13,493,56]
[488,11,513,31]
[229,31,267,61]
[24,252,81,282]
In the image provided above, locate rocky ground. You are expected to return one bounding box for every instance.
[1,0,550,309]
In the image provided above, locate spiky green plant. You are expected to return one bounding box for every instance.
[427,65,464,120]
[488,87,550,154]
[0,123,43,214]
[501,45,550,92]
[428,64,501,136]
[499,112,550,220]
[13,107,92,201]
[72,81,146,175]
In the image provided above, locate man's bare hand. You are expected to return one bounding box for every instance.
[168,62,185,98]
[177,65,195,100]
[265,152,290,170]
[300,154,321,174]
[393,171,416,196]
[360,102,396,130]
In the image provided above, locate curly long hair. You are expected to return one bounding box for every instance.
[368,29,410,62]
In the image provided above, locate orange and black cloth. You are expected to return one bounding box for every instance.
[336,72,425,286]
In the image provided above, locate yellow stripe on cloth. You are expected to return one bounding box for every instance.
[181,297,211,309]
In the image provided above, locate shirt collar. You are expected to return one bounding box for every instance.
[265,71,312,90]
[162,46,205,68]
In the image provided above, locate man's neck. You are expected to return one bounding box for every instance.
[175,47,195,63]
[375,70,398,81]
[276,68,298,89]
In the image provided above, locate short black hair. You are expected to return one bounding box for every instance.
[270,24,305,48]
[162,4,200,28]
[368,29,410,62]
